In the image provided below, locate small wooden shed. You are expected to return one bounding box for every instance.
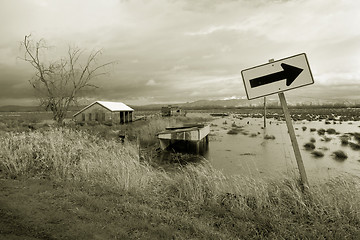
[73,101,134,124]
[161,105,184,117]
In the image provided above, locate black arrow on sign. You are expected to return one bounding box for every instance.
[250,63,303,88]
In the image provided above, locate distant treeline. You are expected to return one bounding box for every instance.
[0,105,82,112]
[1,103,360,112]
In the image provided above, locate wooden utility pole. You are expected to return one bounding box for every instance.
[278,92,309,188]
[263,97,266,128]
[263,59,274,128]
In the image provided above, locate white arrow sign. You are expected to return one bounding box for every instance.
[241,53,314,100]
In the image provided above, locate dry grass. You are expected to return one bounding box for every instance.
[1,127,360,239]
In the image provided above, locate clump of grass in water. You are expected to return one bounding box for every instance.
[332,150,348,160]
[302,126,307,131]
[339,135,350,146]
[264,134,275,140]
[352,132,360,143]
[304,142,315,150]
[310,128,316,132]
[326,128,336,134]
[310,137,316,143]
[349,142,360,151]
[317,128,325,135]
[227,128,240,135]
[311,150,324,158]
[321,136,332,142]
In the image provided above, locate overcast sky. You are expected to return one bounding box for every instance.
[0,0,359,106]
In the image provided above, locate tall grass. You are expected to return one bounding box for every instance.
[1,127,360,238]
[134,117,177,146]
[0,128,163,192]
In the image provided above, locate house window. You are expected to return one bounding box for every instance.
[89,113,92,121]
[95,112,99,121]
[82,113,85,121]
[102,113,106,121]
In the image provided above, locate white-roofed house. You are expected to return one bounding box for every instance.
[73,101,134,124]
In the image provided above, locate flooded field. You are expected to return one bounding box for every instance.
[199,113,360,183]
[1,109,360,184]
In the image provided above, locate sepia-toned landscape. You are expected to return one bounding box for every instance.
[1,0,360,239]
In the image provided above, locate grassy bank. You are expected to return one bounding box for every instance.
[1,126,360,239]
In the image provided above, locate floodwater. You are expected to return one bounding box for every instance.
[196,113,360,183]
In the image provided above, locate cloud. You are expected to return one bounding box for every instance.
[146,79,157,86]
[0,64,35,101]
[0,0,359,106]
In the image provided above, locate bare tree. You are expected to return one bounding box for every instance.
[21,34,112,124]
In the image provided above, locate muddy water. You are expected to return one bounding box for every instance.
[197,113,360,182]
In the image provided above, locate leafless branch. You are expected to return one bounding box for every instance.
[20,35,112,124]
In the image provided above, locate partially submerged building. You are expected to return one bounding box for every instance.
[157,123,210,154]
[161,105,184,117]
[73,101,134,124]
